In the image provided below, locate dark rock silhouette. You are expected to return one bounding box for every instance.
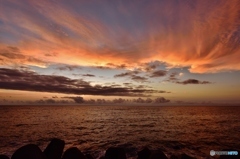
[149,150,168,159]
[105,147,127,159]
[137,147,151,159]
[0,155,10,159]
[4,138,230,159]
[11,144,47,159]
[180,153,195,159]
[170,154,178,159]
[173,145,181,150]
[62,147,86,159]
[44,138,65,159]
[85,154,94,159]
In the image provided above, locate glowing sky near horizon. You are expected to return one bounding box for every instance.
[0,0,240,105]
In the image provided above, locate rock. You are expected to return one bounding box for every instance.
[62,147,86,159]
[11,144,47,159]
[105,147,126,159]
[137,147,151,159]
[170,154,178,159]
[180,153,195,159]
[85,154,94,159]
[149,150,168,159]
[173,145,181,150]
[44,138,65,159]
[0,155,10,159]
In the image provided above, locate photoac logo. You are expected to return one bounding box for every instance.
[210,150,238,156]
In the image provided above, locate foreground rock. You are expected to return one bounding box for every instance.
[137,148,168,159]
[105,147,127,159]
[149,150,168,159]
[44,138,65,159]
[5,138,236,159]
[85,154,94,159]
[62,147,86,159]
[137,147,151,159]
[170,154,178,159]
[179,153,195,159]
[11,144,47,159]
[0,155,9,159]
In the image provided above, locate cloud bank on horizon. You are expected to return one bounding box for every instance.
[0,0,240,73]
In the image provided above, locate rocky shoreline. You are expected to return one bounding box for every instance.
[0,138,239,159]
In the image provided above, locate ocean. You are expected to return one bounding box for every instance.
[0,105,239,158]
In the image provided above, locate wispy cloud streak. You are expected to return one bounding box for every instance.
[0,0,239,72]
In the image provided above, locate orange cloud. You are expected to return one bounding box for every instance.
[0,0,239,73]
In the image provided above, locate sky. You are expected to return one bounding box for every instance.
[0,0,240,105]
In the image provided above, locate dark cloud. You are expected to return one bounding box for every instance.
[82,74,95,77]
[176,79,212,85]
[165,72,180,82]
[142,61,168,71]
[113,98,126,103]
[96,99,107,104]
[0,68,168,96]
[110,84,122,87]
[106,63,127,69]
[35,99,56,104]
[133,98,145,103]
[145,98,153,103]
[0,46,47,66]
[158,90,170,93]
[165,73,212,85]
[114,71,139,78]
[84,99,96,104]
[154,97,170,103]
[114,72,130,77]
[30,99,71,105]
[169,72,179,81]
[145,65,157,71]
[142,62,159,72]
[132,97,170,103]
[56,65,80,71]
[150,70,167,77]
[135,85,150,89]
[123,83,132,86]
[131,75,148,83]
[64,96,84,103]
[16,66,31,71]
[124,83,154,89]
[0,47,25,59]
[94,66,112,69]
[114,71,148,82]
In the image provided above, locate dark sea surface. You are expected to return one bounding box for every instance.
[0,105,239,158]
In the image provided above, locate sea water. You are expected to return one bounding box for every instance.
[0,105,239,158]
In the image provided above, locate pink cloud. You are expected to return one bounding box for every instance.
[0,0,239,73]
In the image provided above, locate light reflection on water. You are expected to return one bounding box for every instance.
[0,105,239,158]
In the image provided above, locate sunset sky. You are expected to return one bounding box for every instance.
[0,0,240,105]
